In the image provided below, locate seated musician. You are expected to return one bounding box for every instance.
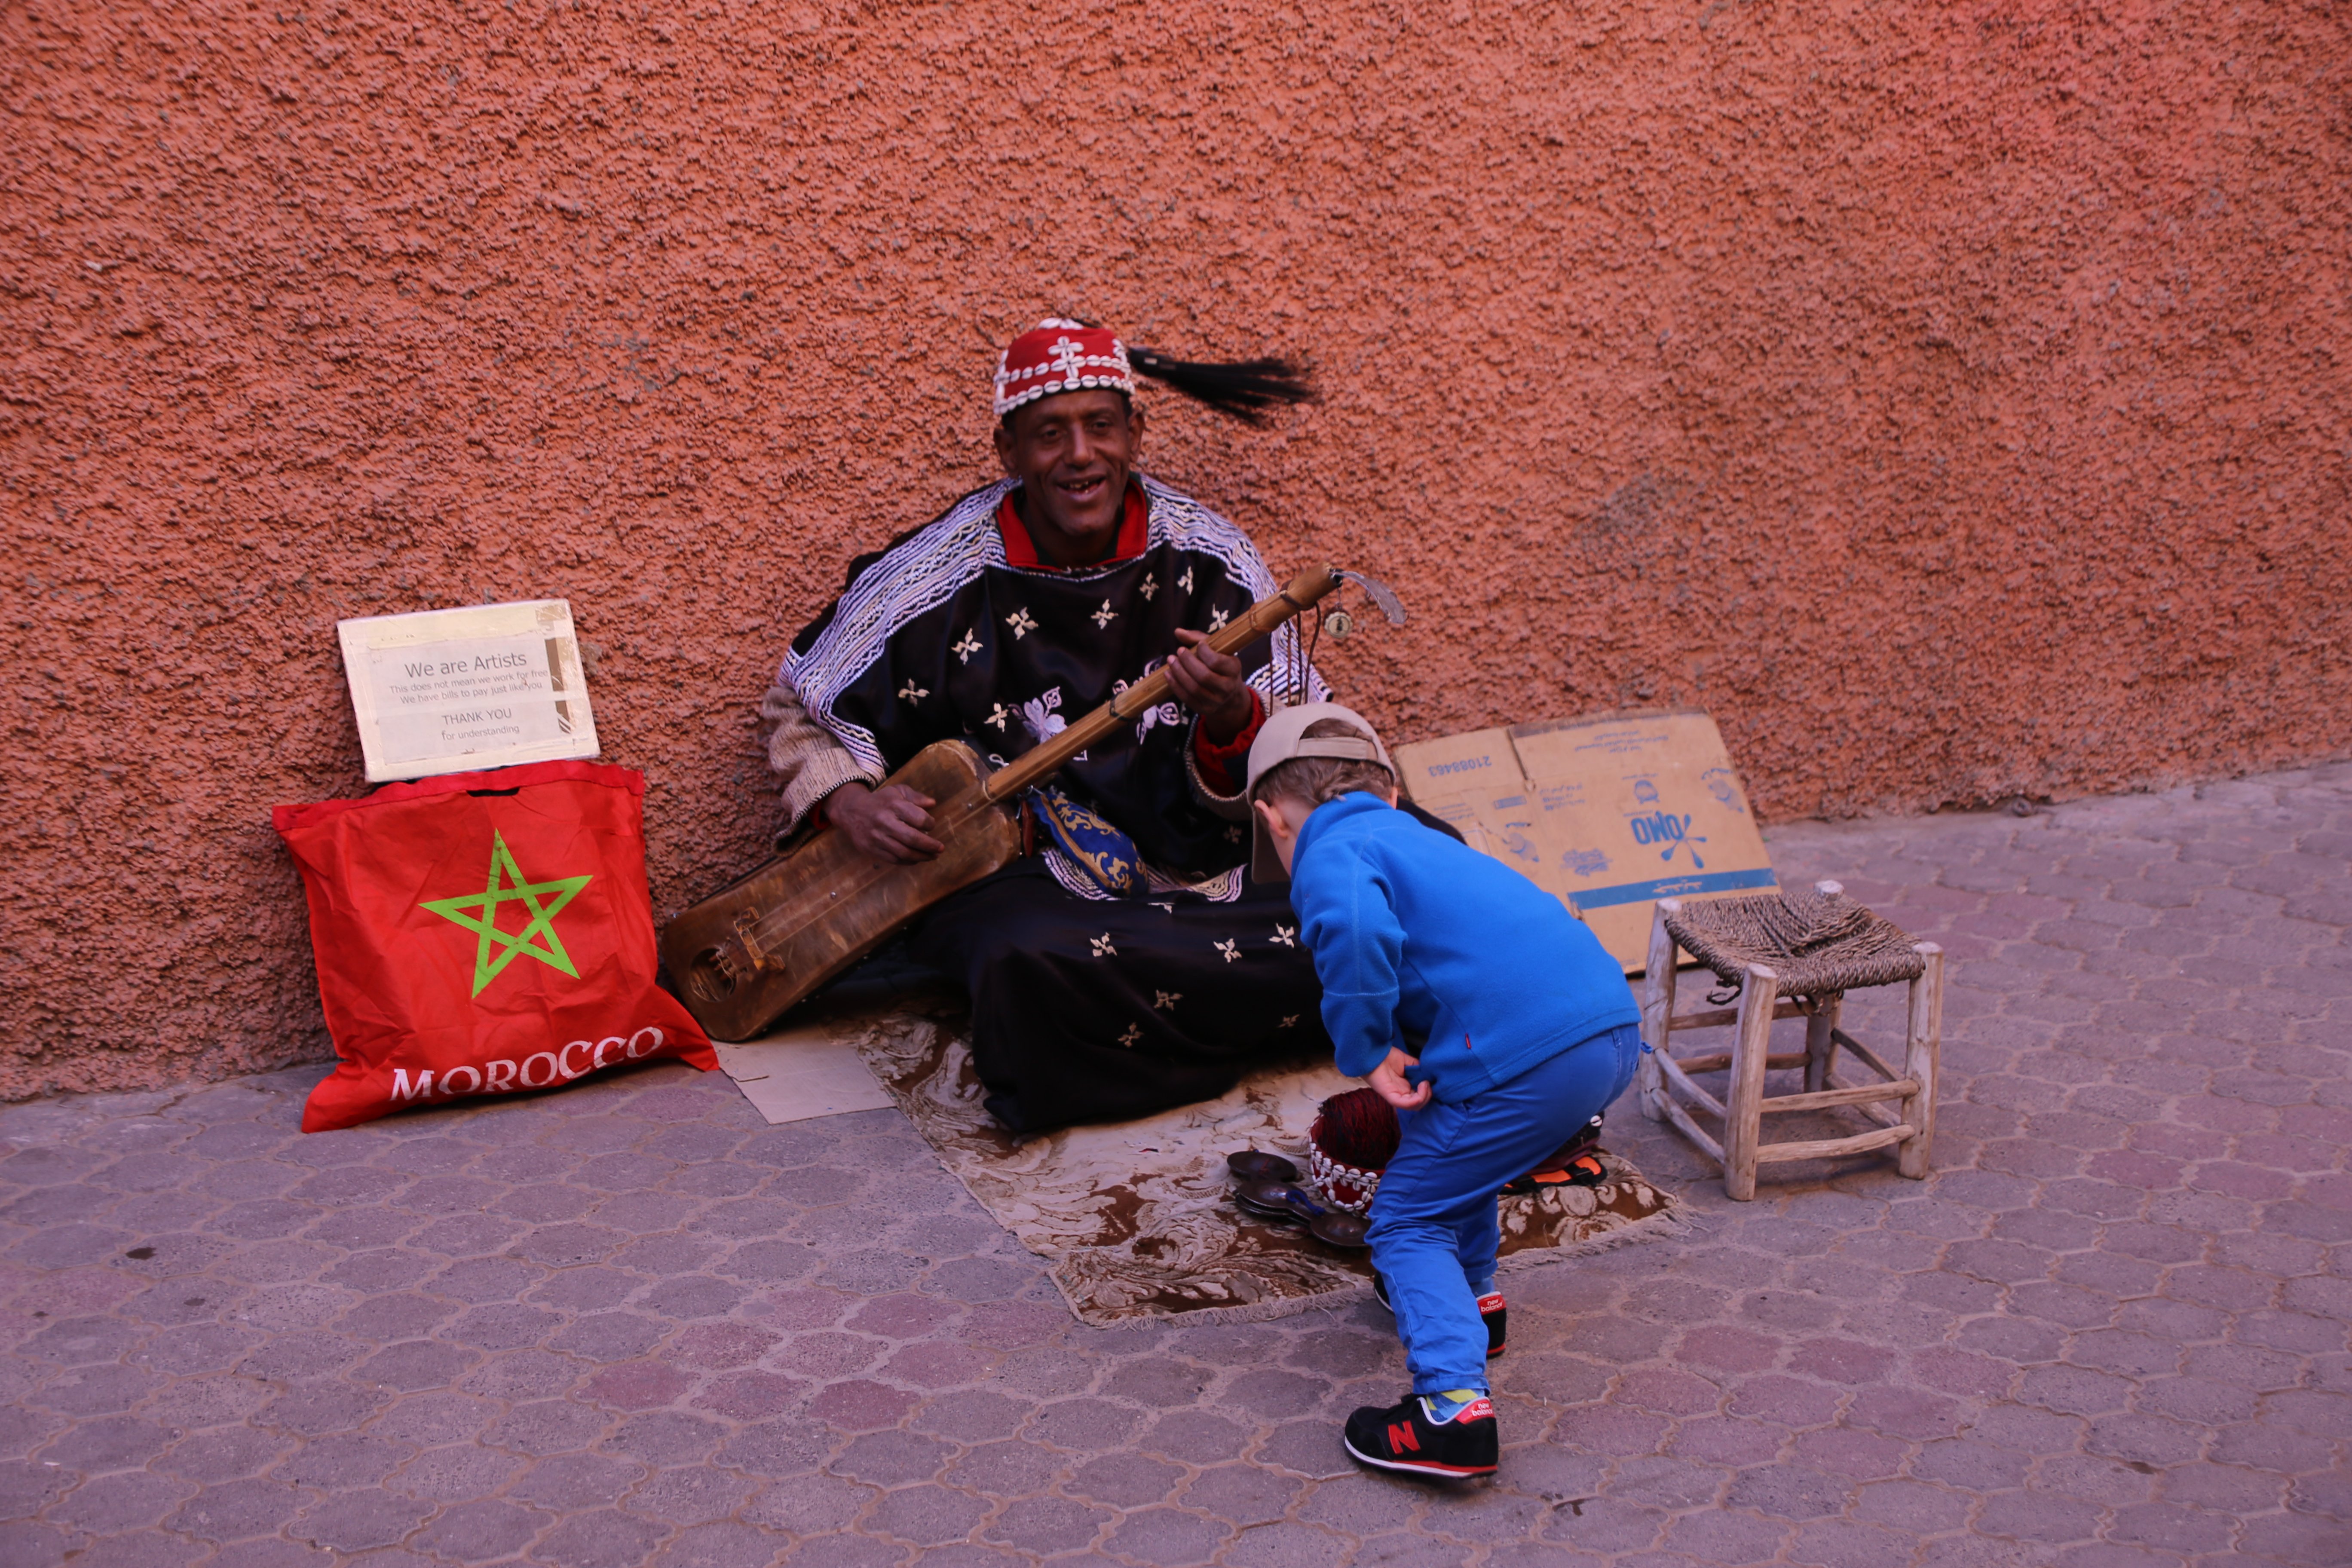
[760,318,1330,1135]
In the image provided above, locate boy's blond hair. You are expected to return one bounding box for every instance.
[1249,717,1395,810]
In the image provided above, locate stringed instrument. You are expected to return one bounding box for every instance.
[662,563,1348,1041]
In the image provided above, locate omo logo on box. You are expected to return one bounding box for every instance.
[1627,808,1707,868]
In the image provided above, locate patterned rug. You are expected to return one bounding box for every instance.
[851,1012,1686,1327]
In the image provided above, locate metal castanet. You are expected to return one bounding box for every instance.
[661,563,1345,1041]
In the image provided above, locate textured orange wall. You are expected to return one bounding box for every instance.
[5,1,2349,1097]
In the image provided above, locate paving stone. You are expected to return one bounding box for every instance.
[1101,1504,1230,1565]
[7,775,2352,1564]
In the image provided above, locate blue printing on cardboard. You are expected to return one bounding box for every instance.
[1569,868,1779,910]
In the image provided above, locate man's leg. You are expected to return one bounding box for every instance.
[907,861,1323,1134]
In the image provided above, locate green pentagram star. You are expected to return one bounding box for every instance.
[419,831,594,997]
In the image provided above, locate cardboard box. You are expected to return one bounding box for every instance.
[1394,709,1776,972]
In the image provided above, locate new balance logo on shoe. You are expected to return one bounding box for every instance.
[1344,1393,1499,1479]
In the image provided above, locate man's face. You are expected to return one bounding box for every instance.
[993,389,1145,566]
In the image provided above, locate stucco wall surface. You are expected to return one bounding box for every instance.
[5,0,2349,1096]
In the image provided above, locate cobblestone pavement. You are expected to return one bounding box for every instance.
[5,765,2350,1568]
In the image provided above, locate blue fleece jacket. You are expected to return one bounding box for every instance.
[1289,793,1642,1102]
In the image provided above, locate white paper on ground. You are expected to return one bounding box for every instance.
[712,1026,897,1124]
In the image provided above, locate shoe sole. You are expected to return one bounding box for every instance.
[1341,1433,1497,1479]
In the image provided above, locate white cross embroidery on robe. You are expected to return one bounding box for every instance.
[1280,1014,1301,1029]
[1091,599,1117,628]
[985,703,1013,731]
[1179,565,1194,594]
[952,630,982,664]
[1154,990,1182,1010]
[1118,1023,1142,1048]
[1270,925,1297,947]
[1004,608,1038,640]
[1140,576,1159,600]
[897,680,929,703]
[1090,933,1117,958]
[1215,938,1240,963]
[1207,606,1230,633]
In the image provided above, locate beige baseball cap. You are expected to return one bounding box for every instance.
[1243,701,1395,882]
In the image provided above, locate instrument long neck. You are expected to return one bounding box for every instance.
[971,563,1341,806]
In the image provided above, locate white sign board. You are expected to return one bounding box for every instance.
[337,600,598,782]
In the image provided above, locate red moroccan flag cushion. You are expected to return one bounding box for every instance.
[273,760,716,1132]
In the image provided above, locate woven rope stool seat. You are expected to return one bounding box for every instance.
[1664,884,1926,997]
[1638,880,1944,1200]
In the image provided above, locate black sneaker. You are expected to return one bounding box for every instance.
[1343,1392,1499,1479]
[1475,1291,1507,1357]
[1371,1274,1507,1359]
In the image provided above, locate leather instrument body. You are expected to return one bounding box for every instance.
[663,565,1344,1041]
[661,739,1020,1041]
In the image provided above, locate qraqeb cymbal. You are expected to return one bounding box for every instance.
[1232,1179,1371,1249]
[1226,1149,1300,1183]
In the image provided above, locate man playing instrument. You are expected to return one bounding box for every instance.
[759,318,1329,1134]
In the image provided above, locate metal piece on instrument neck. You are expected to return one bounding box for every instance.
[1336,570,1407,625]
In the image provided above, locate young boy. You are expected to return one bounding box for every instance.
[1246,703,1643,1479]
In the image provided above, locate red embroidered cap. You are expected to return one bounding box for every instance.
[993,318,1136,418]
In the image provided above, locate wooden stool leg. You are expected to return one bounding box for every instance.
[1898,943,1945,1179]
[1721,962,1779,1201]
[1802,879,1846,1092]
[1638,900,1682,1123]
[1803,993,1841,1093]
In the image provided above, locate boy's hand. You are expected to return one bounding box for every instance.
[1368,1047,1431,1110]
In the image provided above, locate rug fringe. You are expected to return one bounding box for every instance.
[1056,1194,1694,1329]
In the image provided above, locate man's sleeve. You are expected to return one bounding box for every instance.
[1296,845,1406,1080]
[1183,690,1265,820]
[759,682,883,840]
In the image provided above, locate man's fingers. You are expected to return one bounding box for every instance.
[1168,644,1243,715]
[1174,628,1241,675]
[876,813,943,851]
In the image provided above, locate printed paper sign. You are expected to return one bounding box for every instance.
[338,601,598,782]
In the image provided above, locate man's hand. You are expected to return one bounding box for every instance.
[1367,1047,1432,1110]
[1169,627,1255,743]
[824,782,944,865]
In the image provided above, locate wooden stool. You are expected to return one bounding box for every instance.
[1637,880,1944,1201]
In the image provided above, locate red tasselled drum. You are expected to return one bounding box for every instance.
[1306,1086,1402,1214]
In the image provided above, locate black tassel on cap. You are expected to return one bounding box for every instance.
[1127,347,1314,426]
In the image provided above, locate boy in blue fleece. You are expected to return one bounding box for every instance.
[1246,704,1642,1479]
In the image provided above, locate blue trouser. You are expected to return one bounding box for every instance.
[1365,1021,1641,1396]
